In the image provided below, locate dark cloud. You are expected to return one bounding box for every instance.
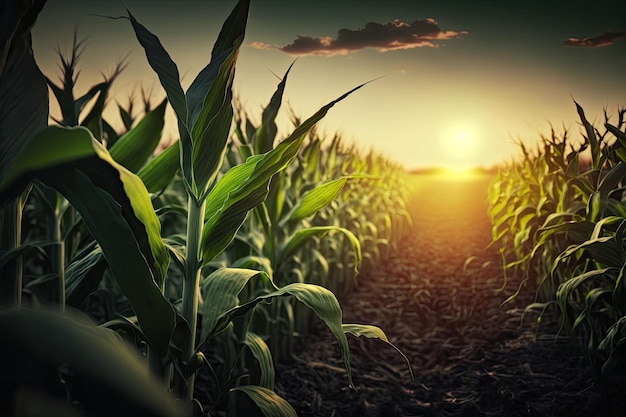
[251,18,467,56]
[562,30,624,48]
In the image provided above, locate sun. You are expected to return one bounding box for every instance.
[442,126,480,168]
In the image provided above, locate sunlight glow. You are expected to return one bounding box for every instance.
[438,166,484,180]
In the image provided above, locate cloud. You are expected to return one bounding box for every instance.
[562,30,625,48]
[250,18,467,56]
[248,41,273,50]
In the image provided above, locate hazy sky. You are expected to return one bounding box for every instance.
[32,0,626,170]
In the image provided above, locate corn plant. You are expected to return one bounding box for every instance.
[488,100,626,407]
[1,1,408,416]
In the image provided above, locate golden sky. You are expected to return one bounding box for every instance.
[32,0,626,170]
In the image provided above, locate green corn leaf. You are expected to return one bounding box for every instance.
[189,46,238,196]
[125,10,187,126]
[201,82,368,265]
[342,323,414,380]
[556,268,617,322]
[0,308,182,417]
[137,140,180,193]
[79,81,111,135]
[0,127,95,192]
[231,386,296,417]
[57,175,175,354]
[185,0,249,196]
[254,61,294,154]
[211,282,356,389]
[280,175,371,227]
[0,126,174,355]
[123,9,191,189]
[65,247,107,308]
[606,122,626,144]
[281,177,349,226]
[575,101,600,168]
[0,1,48,178]
[277,226,362,273]
[587,191,606,223]
[245,332,275,390]
[199,268,269,342]
[109,98,167,172]
[598,162,626,197]
[211,0,250,59]
[598,317,626,379]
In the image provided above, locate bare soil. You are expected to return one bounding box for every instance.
[274,174,612,417]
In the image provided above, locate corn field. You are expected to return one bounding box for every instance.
[1,1,625,417]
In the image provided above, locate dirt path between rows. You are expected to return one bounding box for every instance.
[275,174,605,417]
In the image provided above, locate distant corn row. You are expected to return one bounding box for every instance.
[0,1,411,416]
[488,102,626,400]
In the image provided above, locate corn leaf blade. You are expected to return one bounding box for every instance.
[0,308,181,417]
[245,332,275,390]
[109,98,167,172]
[211,283,356,389]
[231,385,296,417]
[137,140,180,193]
[278,226,362,273]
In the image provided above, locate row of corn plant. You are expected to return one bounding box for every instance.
[0,1,410,416]
[488,101,626,407]
[216,81,412,363]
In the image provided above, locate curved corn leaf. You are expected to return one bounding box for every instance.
[277,226,361,273]
[342,323,414,380]
[598,162,626,197]
[0,126,174,354]
[0,308,181,417]
[137,140,180,193]
[231,386,296,417]
[245,332,275,390]
[199,268,270,342]
[211,282,356,389]
[281,177,348,226]
[598,317,626,379]
[65,247,107,308]
[556,268,617,324]
[0,244,47,270]
[109,98,167,172]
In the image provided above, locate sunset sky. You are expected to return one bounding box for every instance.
[32,0,626,170]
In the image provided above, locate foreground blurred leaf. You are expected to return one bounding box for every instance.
[0,308,182,417]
